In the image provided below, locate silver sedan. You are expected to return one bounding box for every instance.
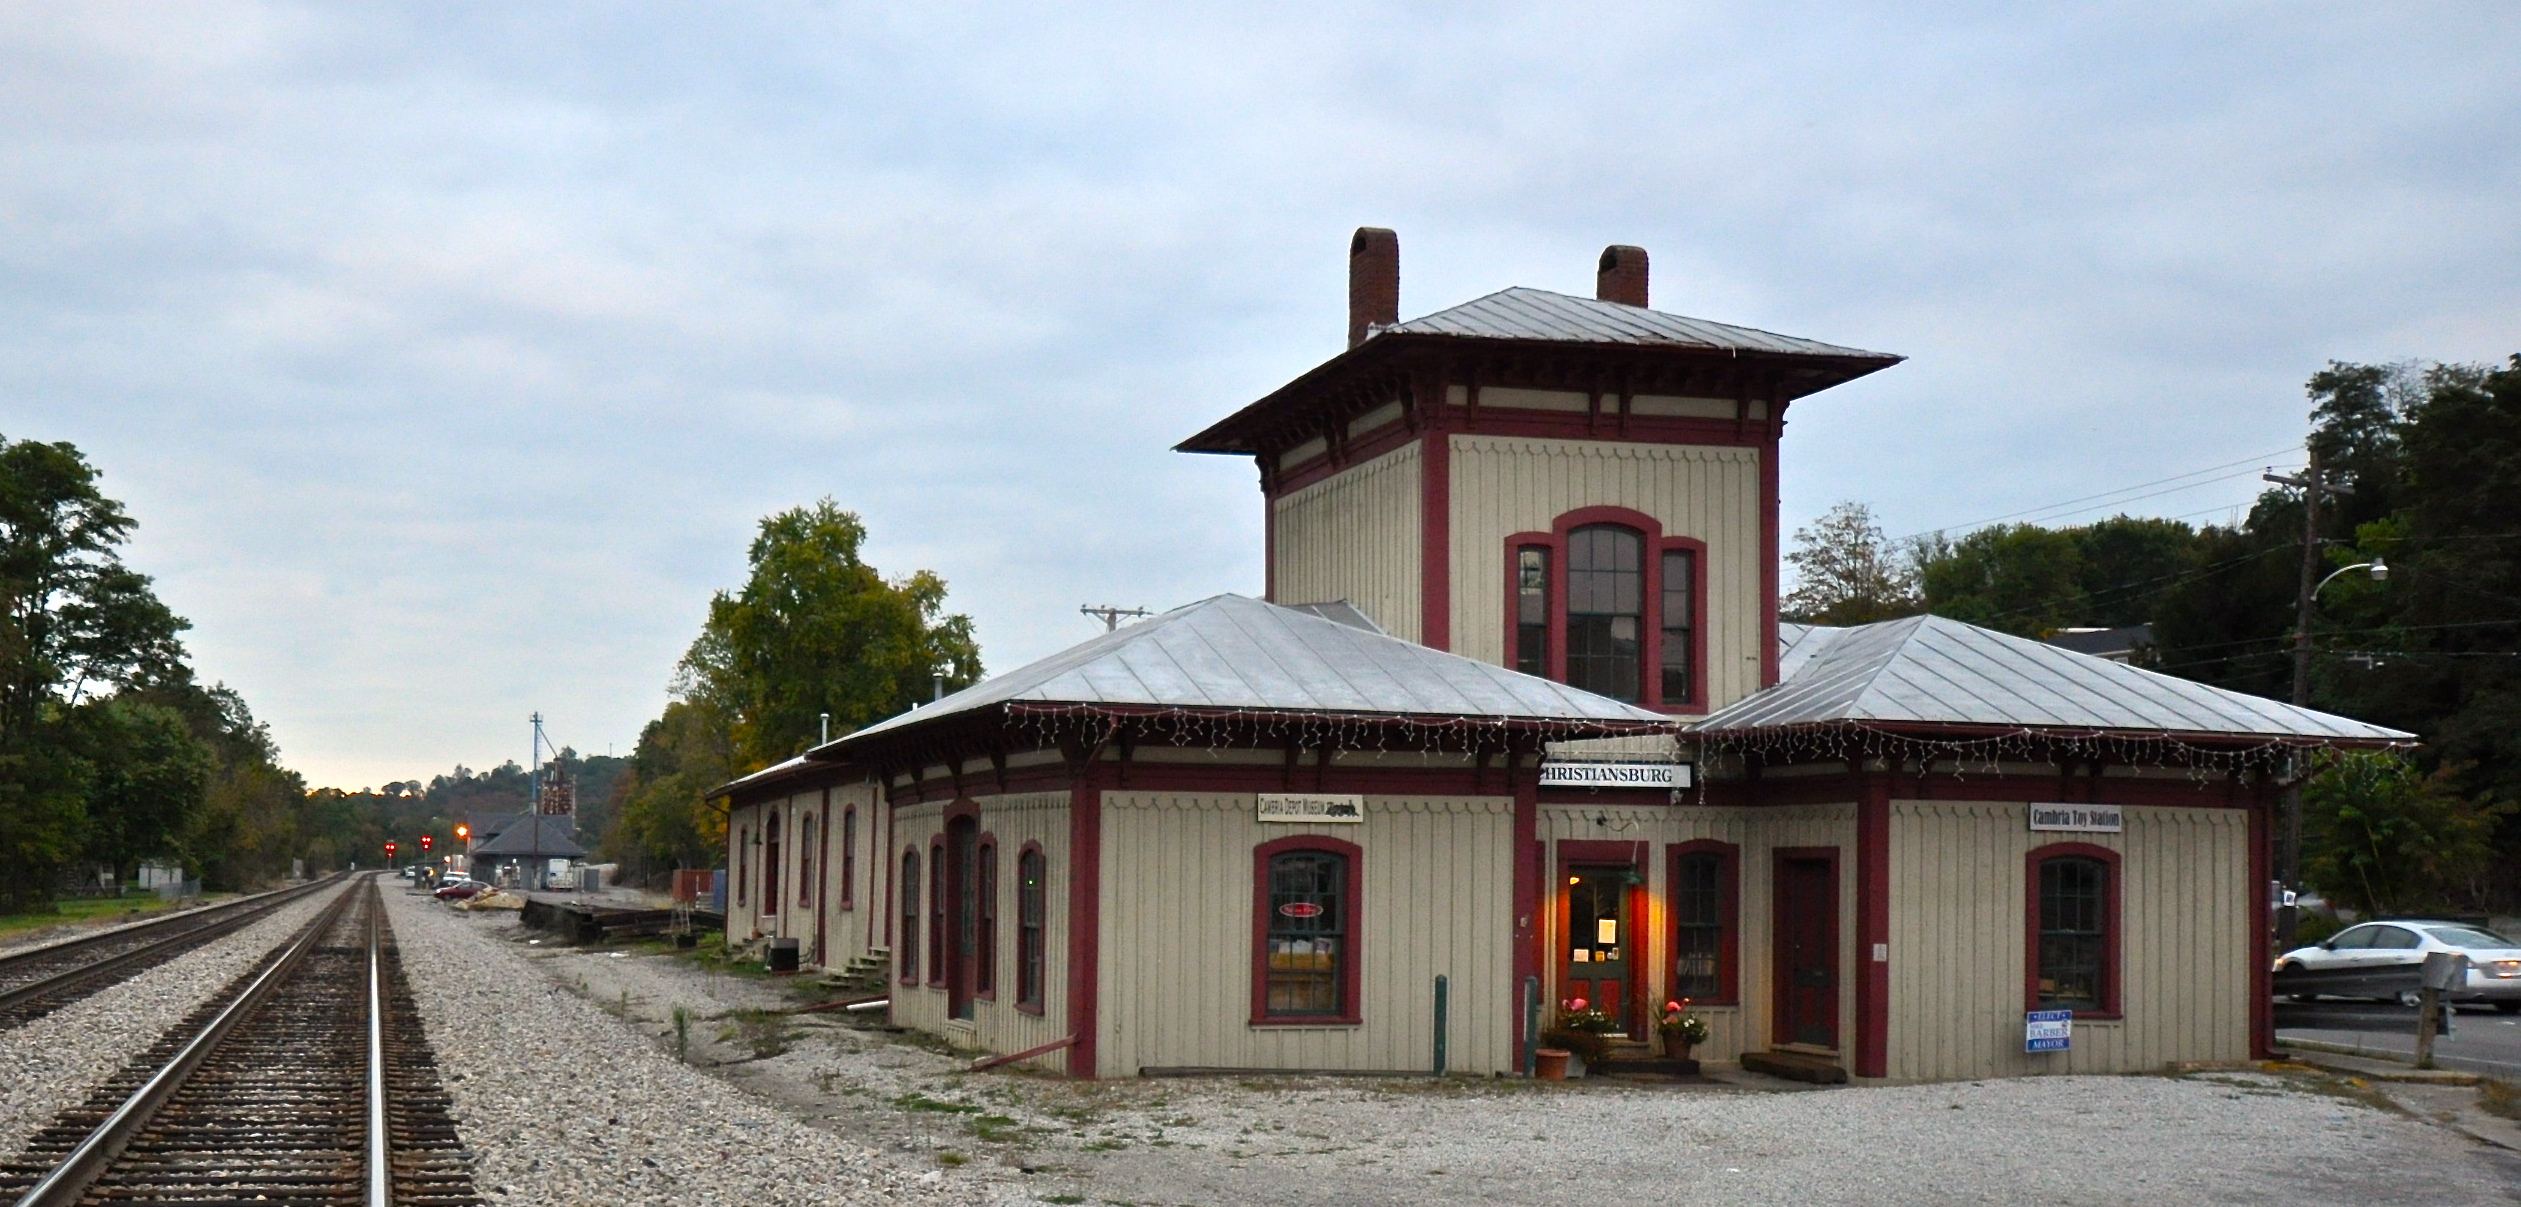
[2274,920,2521,1010]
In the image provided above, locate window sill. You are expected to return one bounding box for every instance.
[1249,1017,1363,1029]
[1016,1002,1046,1017]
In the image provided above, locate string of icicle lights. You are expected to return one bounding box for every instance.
[1690,719,2412,783]
[1001,701,1663,755]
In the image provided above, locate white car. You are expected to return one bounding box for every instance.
[2275,919,2521,1011]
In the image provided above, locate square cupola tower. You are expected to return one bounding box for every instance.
[1179,229,1901,715]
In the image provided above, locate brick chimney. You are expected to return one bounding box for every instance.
[1596,244,1649,308]
[1348,227,1399,348]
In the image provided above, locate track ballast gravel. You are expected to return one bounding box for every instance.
[380,886,980,1207]
[0,883,344,1161]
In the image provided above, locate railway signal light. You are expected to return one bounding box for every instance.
[384,841,398,861]
[454,824,469,840]
[419,834,433,851]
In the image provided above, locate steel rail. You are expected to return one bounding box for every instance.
[368,892,392,1207]
[5,879,362,1207]
[0,873,345,1024]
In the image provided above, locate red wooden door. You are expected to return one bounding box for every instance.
[946,818,978,1020]
[1773,854,1839,1048]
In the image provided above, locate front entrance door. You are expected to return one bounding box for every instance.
[946,817,978,1020]
[1773,853,1839,1048]
[1564,866,1636,1034]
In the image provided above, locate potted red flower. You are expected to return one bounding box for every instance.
[1656,998,1710,1060]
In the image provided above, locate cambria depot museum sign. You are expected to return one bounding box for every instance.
[2028,803,2123,833]
[1258,793,1364,823]
[1538,760,1694,790]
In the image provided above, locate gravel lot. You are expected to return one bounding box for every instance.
[0,883,344,1158]
[490,919,2521,1207]
[380,884,979,1207]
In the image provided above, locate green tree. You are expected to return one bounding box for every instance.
[64,697,211,877]
[1782,501,1919,625]
[1914,523,2084,636]
[2303,753,2508,917]
[679,499,982,768]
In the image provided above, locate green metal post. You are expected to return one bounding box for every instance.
[1522,975,1540,1077]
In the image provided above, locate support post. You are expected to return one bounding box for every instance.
[1433,974,1449,1076]
[1522,975,1540,1077]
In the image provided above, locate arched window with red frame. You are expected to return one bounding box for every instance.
[898,848,921,984]
[927,840,947,987]
[1502,507,1707,711]
[1252,835,1364,1025]
[2026,842,2121,1017]
[1016,844,1047,1012]
[840,807,857,908]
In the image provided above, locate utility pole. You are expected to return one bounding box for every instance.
[2262,450,2352,946]
[1080,604,1151,632]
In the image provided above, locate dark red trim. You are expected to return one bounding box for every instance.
[1511,759,1539,1061]
[1263,473,1278,602]
[1274,412,1773,487]
[1066,773,1104,1076]
[2024,842,2123,1019]
[2250,788,2275,1058]
[1420,429,1451,650]
[1759,399,1783,688]
[1666,839,1741,1006]
[1770,846,1841,1050]
[839,805,856,910]
[1498,507,1708,713]
[973,831,1000,1001]
[927,838,946,988]
[1855,777,1890,1078]
[1250,833,1366,1026]
[943,797,981,824]
[1016,840,1048,1016]
[898,845,922,985]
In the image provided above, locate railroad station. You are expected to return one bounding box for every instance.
[715,232,2411,1082]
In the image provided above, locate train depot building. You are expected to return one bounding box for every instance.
[716,232,2408,1083]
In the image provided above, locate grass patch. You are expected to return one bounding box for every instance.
[896,1093,983,1114]
[936,1150,969,1167]
[968,1114,1023,1143]
[2481,1079,2521,1121]
[715,1009,794,1059]
[1081,1139,1129,1152]
[0,892,197,941]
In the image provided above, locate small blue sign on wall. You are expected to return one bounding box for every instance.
[2025,1009,2073,1052]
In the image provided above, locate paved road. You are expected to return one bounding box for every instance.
[2278,998,2521,1077]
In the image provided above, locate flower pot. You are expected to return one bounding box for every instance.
[1534,1048,1571,1080]
[1662,1034,1694,1062]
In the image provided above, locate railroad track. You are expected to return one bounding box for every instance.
[0,876,480,1207]
[0,874,345,1031]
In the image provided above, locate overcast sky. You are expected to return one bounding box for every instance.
[4,3,2515,789]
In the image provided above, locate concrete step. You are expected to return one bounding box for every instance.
[1741,1050,1847,1085]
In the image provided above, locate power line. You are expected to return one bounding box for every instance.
[1894,446,2302,542]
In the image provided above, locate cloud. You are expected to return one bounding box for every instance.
[1,0,2515,784]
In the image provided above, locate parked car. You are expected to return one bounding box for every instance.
[2275,920,2521,1010]
[433,878,487,901]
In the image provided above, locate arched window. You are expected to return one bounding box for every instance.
[797,814,816,909]
[2027,845,2120,1015]
[763,812,783,913]
[1252,837,1363,1023]
[928,840,947,987]
[735,825,749,907]
[898,849,921,984]
[1567,525,1644,701]
[976,839,998,999]
[840,807,857,908]
[1017,846,1047,1012]
[1504,511,1705,709]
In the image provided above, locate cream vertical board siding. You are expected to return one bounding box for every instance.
[1887,801,2252,1081]
[1448,435,1762,708]
[1270,442,1422,641]
[1096,792,1515,1076]
[724,802,759,941]
[812,783,881,971]
[882,793,1076,1071]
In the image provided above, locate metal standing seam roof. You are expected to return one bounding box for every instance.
[467,814,589,859]
[1378,287,1902,360]
[1702,614,2413,743]
[822,593,1668,755]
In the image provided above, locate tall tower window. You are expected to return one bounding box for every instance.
[1566,525,1644,702]
[1660,549,1696,704]
[1515,547,1550,677]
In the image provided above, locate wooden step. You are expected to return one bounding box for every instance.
[1740,1050,1847,1084]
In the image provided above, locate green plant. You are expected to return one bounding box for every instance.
[1540,997,1619,1066]
[671,1006,690,1060]
[1657,998,1711,1046]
